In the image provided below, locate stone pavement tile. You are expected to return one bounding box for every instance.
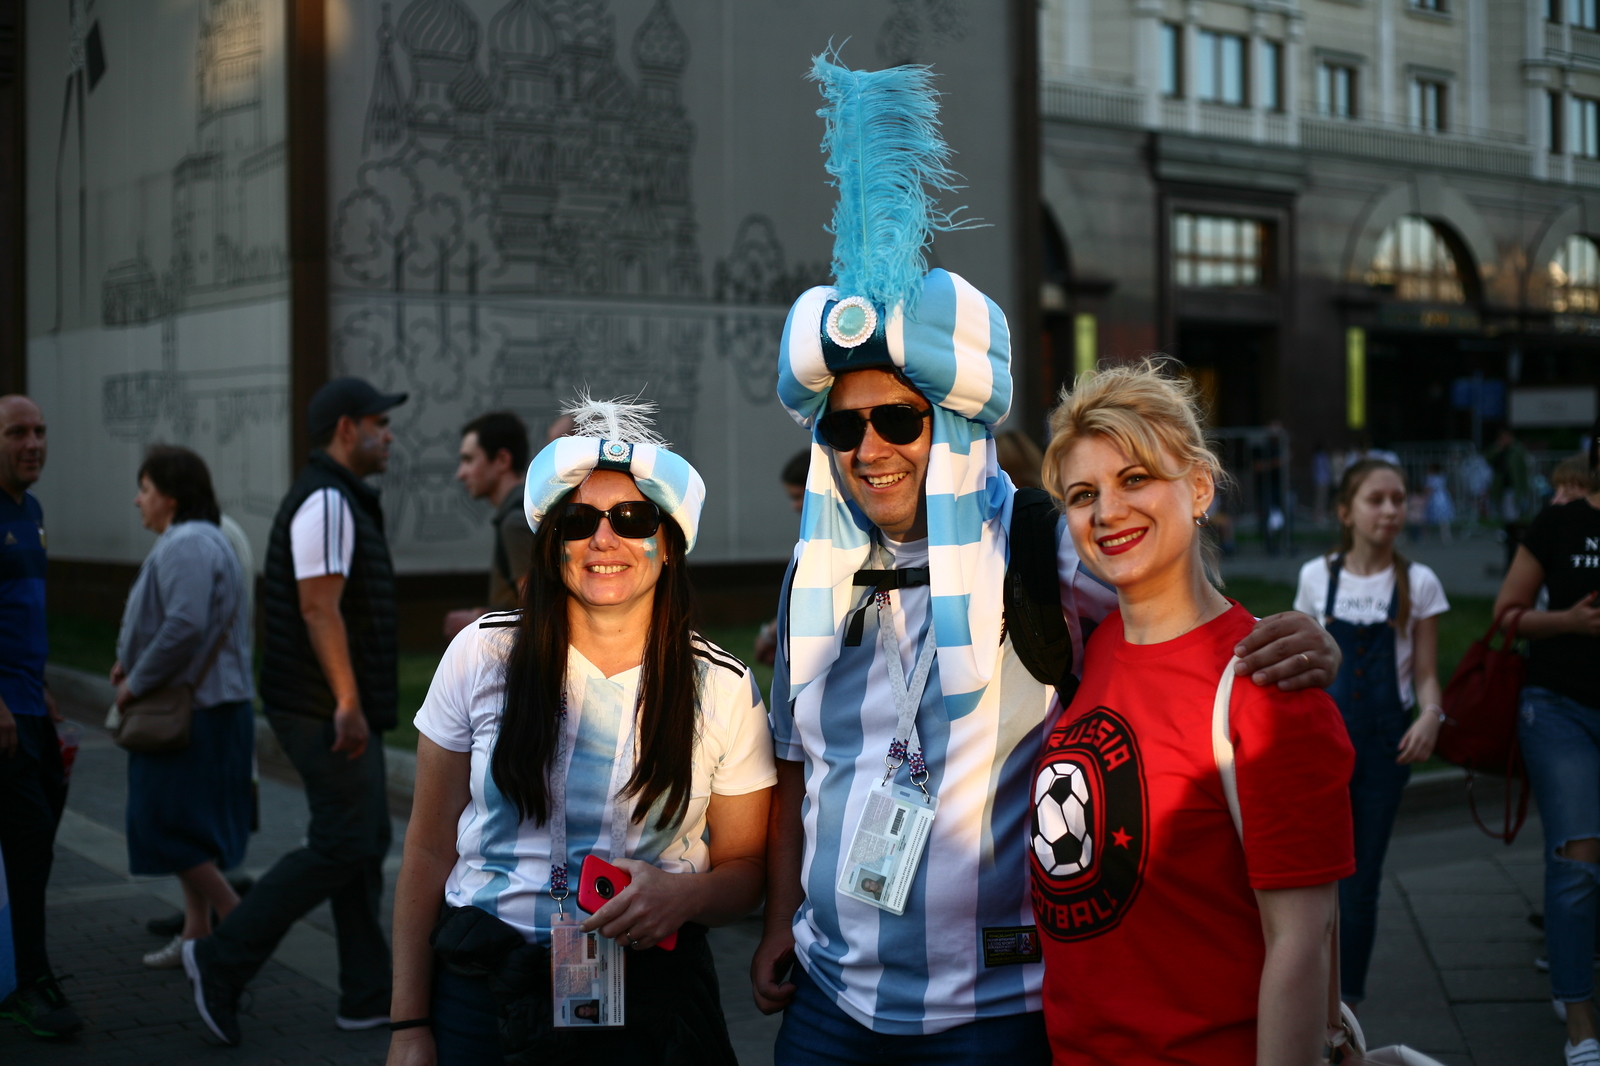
[1411,909,1543,944]
[1399,859,1521,895]
[1439,966,1555,1003]
[1430,938,1545,970]
[0,895,387,1065]
[707,918,780,1066]
[1454,1002,1567,1066]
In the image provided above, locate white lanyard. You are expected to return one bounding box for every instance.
[877,583,937,791]
[546,686,639,911]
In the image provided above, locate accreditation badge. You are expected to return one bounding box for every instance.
[836,781,938,916]
[550,912,625,1027]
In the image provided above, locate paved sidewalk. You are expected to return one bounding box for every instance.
[1,694,1560,1063]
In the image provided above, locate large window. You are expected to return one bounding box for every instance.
[1161,23,1182,98]
[1571,0,1599,30]
[1573,96,1600,157]
[1411,0,1447,11]
[1195,30,1247,107]
[1365,216,1466,304]
[1551,91,1566,154]
[1260,41,1283,112]
[1550,235,1600,313]
[1317,62,1358,118]
[1173,213,1271,288]
[1409,79,1448,132]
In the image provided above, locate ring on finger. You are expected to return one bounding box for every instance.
[1299,652,1310,666]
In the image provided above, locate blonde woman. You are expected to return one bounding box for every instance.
[1030,362,1356,1065]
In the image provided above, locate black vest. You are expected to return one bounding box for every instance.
[261,452,399,730]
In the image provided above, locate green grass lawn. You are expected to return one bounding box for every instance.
[49,579,1494,754]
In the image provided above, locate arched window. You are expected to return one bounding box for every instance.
[1549,234,1600,313]
[1365,216,1466,303]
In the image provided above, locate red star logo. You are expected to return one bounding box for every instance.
[1112,826,1132,849]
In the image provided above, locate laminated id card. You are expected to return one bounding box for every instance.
[550,912,625,1027]
[837,782,938,916]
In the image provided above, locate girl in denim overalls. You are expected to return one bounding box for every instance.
[1294,458,1451,1007]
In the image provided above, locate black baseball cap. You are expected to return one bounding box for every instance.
[308,378,408,440]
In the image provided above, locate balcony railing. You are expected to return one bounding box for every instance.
[1041,78,1543,180]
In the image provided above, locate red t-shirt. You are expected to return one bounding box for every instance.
[1032,603,1355,1065]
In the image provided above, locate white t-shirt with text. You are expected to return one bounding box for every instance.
[1293,557,1449,706]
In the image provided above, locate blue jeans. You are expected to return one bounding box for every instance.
[1521,685,1600,1004]
[1338,728,1411,1003]
[774,965,1049,1066]
[432,969,502,1065]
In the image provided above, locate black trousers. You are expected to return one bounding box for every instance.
[433,920,737,1066]
[0,714,66,986]
[207,710,392,1017]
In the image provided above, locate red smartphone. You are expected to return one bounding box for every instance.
[576,855,677,951]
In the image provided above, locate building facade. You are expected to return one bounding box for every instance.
[1038,0,1600,471]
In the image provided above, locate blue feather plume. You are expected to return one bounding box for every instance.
[809,51,972,320]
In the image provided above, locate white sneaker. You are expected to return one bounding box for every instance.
[1567,1038,1600,1066]
[334,1014,390,1031]
[143,935,186,969]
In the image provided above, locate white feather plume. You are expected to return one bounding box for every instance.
[561,390,670,448]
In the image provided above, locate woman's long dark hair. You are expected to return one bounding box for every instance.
[491,488,699,830]
[1331,457,1412,629]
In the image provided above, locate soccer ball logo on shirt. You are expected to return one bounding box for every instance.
[1032,760,1094,878]
[1030,706,1149,942]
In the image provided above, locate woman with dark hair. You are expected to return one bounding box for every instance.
[387,399,774,1066]
[112,445,254,969]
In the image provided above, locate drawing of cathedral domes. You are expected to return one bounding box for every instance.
[634,0,687,75]
[398,0,494,133]
[489,0,558,64]
[549,0,613,57]
[398,0,478,59]
[349,0,702,298]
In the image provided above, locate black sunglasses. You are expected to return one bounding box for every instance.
[817,404,933,452]
[558,500,663,541]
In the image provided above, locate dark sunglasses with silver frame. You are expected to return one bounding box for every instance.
[817,404,933,452]
[558,500,664,541]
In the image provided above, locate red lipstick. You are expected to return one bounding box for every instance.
[1096,527,1148,556]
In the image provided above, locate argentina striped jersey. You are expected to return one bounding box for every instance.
[771,526,1117,1034]
[415,613,778,944]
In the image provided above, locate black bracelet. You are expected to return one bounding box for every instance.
[388,1017,431,1031]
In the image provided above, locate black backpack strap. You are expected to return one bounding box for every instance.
[1003,488,1078,703]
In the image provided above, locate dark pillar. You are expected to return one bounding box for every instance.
[287,0,328,467]
[1011,0,1043,440]
[0,0,24,396]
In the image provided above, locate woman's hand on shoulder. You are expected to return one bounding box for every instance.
[579,858,700,951]
[385,1028,435,1066]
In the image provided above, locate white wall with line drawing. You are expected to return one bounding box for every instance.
[328,0,1016,571]
[25,0,289,565]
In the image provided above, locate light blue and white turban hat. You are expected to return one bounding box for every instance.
[524,396,707,553]
[778,54,1017,716]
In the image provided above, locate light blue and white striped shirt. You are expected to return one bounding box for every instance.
[772,525,1116,1034]
[416,614,778,944]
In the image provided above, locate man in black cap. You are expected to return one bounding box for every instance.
[183,377,406,1046]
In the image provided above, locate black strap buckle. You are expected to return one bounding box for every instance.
[844,568,931,646]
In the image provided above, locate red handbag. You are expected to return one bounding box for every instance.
[1437,608,1531,843]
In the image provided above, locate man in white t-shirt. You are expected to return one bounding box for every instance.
[183,378,407,1047]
